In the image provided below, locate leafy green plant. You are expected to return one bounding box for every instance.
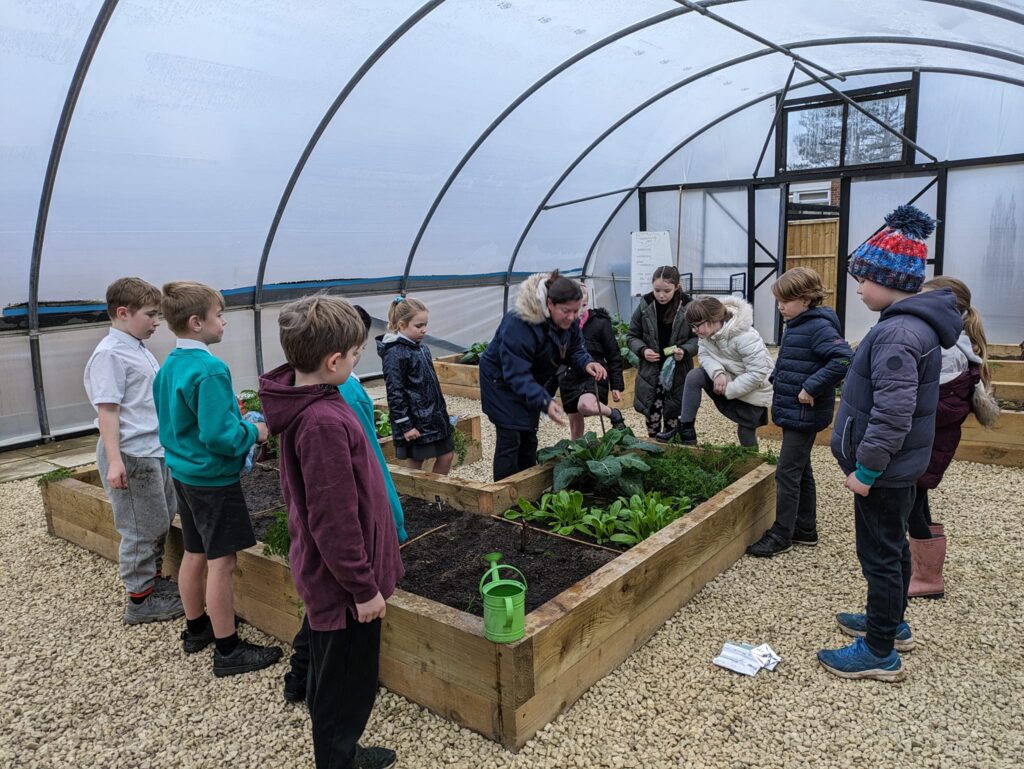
[261,509,291,560]
[459,341,489,365]
[36,467,73,487]
[645,443,774,504]
[505,490,587,535]
[611,315,639,369]
[574,507,621,545]
[375,409,392,438]
[608,492,692,547]
[538,428,662,498]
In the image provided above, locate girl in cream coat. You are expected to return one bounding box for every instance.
[657,295,773,448]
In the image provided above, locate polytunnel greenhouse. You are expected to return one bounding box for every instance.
[3,2,1024,768]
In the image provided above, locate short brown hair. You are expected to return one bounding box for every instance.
[279,295,367,373]
[683,295,730,327]
[105,277,161,319]
[772,267,826,306]
[161,281,224,335]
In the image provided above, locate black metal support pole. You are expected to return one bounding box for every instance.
[835,176,853,335]
[934,168,948,275]
[746,185,756,305]
[753,64,796,178]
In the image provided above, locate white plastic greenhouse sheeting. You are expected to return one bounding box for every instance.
[2,0,1024,445]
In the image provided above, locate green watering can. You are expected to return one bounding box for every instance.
[479,552,527,643]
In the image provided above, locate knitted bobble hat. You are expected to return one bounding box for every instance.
[848,204,936,293]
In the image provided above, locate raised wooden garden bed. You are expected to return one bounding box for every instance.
[377,413,483,471]
[41,447,774,750]
[433,353,638,406]
[757,404,1024,468]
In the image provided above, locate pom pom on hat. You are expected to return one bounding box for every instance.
[848,204,935,293]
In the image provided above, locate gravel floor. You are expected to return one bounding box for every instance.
[2,396,1023,768]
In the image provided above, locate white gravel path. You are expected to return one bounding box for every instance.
[2,397,1022,768]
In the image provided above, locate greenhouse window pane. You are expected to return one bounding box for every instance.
[845,95,907,166]
[785,105,842,171]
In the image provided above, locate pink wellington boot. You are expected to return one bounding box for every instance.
[908,535,946,599]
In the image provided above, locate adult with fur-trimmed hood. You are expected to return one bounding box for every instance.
[479,271,607,481]
[657,294,773,448]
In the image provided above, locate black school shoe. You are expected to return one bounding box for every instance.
[282,670,306,703]
[792,529,819,546]
[181,623,215,654]
[609,408,626,429]
[655,424,698,445]
[746,531,793,558]
[213,639,283,677]
[352,746,397,769]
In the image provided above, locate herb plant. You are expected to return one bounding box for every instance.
[611,315,639,369]
[451,427,478,467]
[375,409,393,438]
[36,467,73,487]
[261,509,291,560]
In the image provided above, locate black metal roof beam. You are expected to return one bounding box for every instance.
[580,64,1024,279]
[26,0,120,441]
[251,0,445,374]
[673,0,846,82]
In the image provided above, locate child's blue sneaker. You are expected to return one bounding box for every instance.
[836,612,915,652]
[817,637,906,682]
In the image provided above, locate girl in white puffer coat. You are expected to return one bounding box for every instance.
[657,295,773,448]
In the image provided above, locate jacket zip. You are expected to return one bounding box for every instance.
[840,416,852,459]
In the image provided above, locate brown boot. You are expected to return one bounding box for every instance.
[908,535,946,599]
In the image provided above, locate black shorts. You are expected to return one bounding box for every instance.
[173,479,256,560]
[559,375,608,414]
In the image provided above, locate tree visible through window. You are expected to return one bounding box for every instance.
[781,87,910,173]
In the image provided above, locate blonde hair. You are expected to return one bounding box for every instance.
[772,267,826,307]
[278,295,366,373]
[922,276,992,387]
[161,281,224,334]
[683,295,731,327]
[387,296,428,332]
[105,277,161,319]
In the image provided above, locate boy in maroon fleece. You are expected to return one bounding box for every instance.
[259,295,403,769]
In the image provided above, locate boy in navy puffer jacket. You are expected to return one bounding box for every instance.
[746,268,852,558]
[818,206,962,683]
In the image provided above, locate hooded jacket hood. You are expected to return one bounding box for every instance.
[514,272,551,326]
[786,304,842,333]
[258,363,341,436]
[712,296,755,342]
[880,287,962,349]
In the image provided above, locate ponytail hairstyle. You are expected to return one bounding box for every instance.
[545,270,583,305]
[683,295,732,328]
[651,265,685,324]
[922,276,991,388]
[387,295,428,333]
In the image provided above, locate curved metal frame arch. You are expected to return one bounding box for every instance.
[399,0,1024,292]
[510,35,1024,286]
[252,0,445,373]
[26,0,120,439]
[580,63,1024,279]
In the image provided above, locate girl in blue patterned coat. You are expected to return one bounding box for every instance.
[747,268,853,558]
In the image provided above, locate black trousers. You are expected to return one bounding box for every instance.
[285,614,311,688]
[493,427,539,482]
[308,618,382,769]
[854,486,915,656]
[768,428,818,543]
[907,489,933,539]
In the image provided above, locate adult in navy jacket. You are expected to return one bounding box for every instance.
[480,271,606,480]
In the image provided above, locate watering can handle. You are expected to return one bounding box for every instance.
[478,564,529,592]
[504,597,513,629]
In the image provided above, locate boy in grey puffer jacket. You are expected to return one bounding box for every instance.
[819,206,962,683]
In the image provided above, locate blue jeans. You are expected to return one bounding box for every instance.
[854,485,915,656]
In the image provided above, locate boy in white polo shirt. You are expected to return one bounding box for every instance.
[84,277,184,625]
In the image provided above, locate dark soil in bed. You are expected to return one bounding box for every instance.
[398,513,618,617]
[240,464,283,515]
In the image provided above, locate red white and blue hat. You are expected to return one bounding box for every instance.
[848,204,936,293]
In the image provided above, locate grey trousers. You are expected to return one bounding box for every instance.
[680,368,767,447]
[97,439,176,595]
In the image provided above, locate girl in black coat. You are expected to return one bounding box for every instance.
[557,283,626,439]
[625,266,698,438]
[378,296,454,474]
